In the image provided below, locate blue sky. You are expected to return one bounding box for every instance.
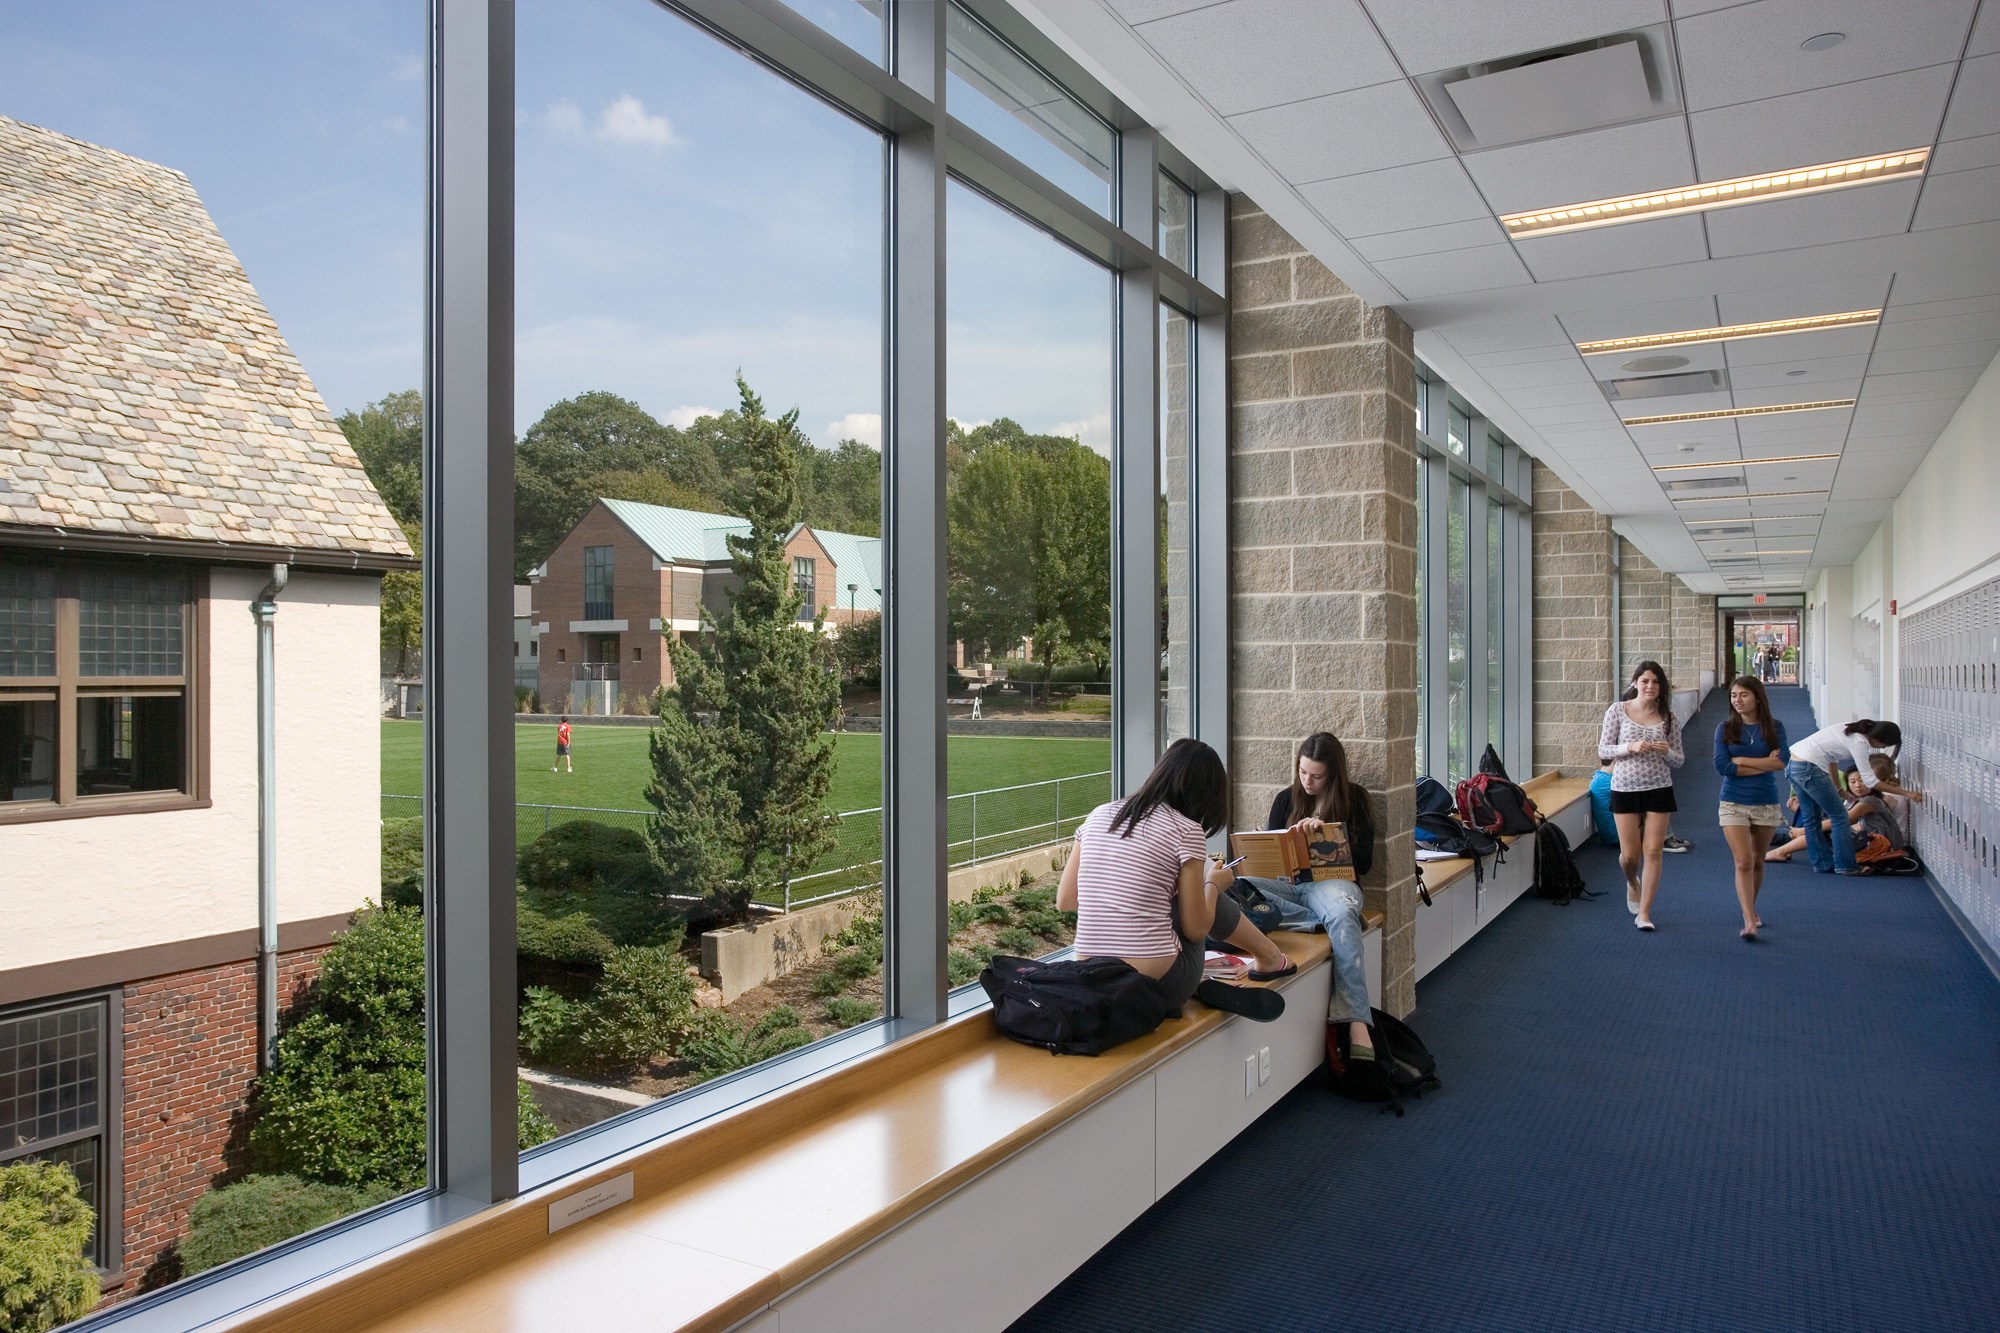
[1,0,1111,453]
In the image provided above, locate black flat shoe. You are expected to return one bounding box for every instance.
[1247,958,1298,982]
[1196,980,1285,1022]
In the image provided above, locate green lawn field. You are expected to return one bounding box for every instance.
[380,721,1110,815]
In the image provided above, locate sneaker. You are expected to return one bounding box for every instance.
[1662,834,1692,854]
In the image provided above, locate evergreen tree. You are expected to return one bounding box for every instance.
[646,377,840,918]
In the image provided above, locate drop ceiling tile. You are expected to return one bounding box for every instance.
[1358,0,1669,77]
[1506,382,1624,409]
[1299,159,1493,239]
[1942,52,2000,139]
[1883,266,2000,303]
[1702,178,1919,256]
[1688,65,1955,179]
[1882,292,2000,320]
[1133,0,1401,116]
[1442,317,1571,353]
[1231,81,1452,182]
[1559,297,1722,345]
[1838,433,1937,452]
[1714,275,1892,323]
[1514,214,1710,281]
[1862,366,1985,395]
[1867,340,2000,374]
[1725,354,1870,388]
[1930,132,2000,173]
[1973,3,2000,56]
[1460,116,1695,214]
[1675,0,1975,111]
[1527,402,1629,425]
[1720,326,1880,364]
[1913,163,2000,229]
[1872,310,2000,348]
[1619,388,1739,418]
[1371,242,1532,298]
[1108,0,1213,18]
[1478,357,1600,389]
[1351,217,1509,261]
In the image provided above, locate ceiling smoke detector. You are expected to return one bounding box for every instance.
[1801,32,1847,52]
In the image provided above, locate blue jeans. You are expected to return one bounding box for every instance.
[1235,875,1369,1024]
[1787,761,1856,873]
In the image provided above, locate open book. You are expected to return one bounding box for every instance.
[1229,823,1357,881]
[1202,951,1253,981]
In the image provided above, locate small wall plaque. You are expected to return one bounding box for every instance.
[548,1171,634,1233]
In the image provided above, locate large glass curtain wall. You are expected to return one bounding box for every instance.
[76,3,1229,1327]
[1414,372,1534,785]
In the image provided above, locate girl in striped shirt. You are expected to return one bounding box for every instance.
[1058,738,1294,1018]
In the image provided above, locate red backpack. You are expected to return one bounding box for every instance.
[1455,773,1540,837]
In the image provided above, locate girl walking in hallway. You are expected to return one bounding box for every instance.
[1713,675,1788,940]
[1599,660,1683,931]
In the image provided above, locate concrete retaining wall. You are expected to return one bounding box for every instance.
[519,1066,653,1137]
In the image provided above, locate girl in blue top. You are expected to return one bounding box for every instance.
[1712,675,1789,941]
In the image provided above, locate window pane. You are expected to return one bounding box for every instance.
[0,1001,105,1264]
[0,568,56,677]
[1414,463,1426,774]
[1447,404,1469,459]
[946,4,1116,217]
[1,0,425,1303]
[946,181,1111,961]
[1414,374,1429,437]
[1446,473,1469,783]
[0,699,57,801]
[771,0,883,66]
[1160,305,1193,749]
[1158,171,1193,270]
[77,571,183,678]
[515,0,886,1132]
[1487,496,1504,753]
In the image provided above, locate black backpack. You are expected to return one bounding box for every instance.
[1415,812,1501,883]
[1858,850,1927,877]
[1531,820,1595,904]
[1456,773,1541,837]
[1328,1007,1440,1114]
[1477,743,1512,780]
[979,954,1166,1055]
[1415,775,1455,817]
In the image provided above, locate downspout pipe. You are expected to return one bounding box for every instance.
[253,564,289,1071]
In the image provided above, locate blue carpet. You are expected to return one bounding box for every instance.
[1011,686,2000,1333]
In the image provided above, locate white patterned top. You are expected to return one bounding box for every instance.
[1598,703,1685,792]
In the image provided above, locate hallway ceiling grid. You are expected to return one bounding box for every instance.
[1024,0,2000,593]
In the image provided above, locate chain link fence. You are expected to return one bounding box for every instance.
[380,768,1110,912]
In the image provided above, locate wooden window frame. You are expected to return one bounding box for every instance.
[0,988,125,1278]
[0,554,209,825]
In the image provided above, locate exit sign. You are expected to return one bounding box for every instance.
[1753,594,1766,604]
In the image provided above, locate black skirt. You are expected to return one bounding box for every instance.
[1609,785,1677,815]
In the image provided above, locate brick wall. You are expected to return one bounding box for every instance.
[1531,466,1615,774]
[1227,195,1421,1017]
[534,502,668,711]
[113,946,327,1297]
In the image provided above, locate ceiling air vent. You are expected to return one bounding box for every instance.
[1603,370,1729,402]
[1665,475,1743,494]
[1415,24,1685,153]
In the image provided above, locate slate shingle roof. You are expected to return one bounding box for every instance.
[0,115,411,563]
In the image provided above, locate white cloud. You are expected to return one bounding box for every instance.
[1051,412,1114,457]
[390,53,424,83]
[824,412,882,450]
[664,404,722,429]
[595,94,680,148]
[947,416,991,433]
[543,100,586,136]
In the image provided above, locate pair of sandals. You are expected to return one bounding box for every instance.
[1196,955,1298,1024]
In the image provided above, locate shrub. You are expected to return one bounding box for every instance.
[822,996,879,1028]
[517,821,684,950]
[1019,908,1066,939]
[515,904,617,969]
[249,905,555,1192]
[994,927,1037,956]
[807,969,847,998]
[971,900,1013,925]
[970,883,1006,904]
[828,893,884,954]
[946,900,978,934]
[380,817,424,908]
[0,1161,96,1333]
[830,948,879,982]
[1012,885,1056,913]
[518,944,697,1073]
[946,949,982,986]
[514,686,539,713]
[180,1174,393,1276]
[680,1007,812,1083]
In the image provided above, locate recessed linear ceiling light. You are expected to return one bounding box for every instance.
[1576,309,1883,356]
[1501,149,1929,238]
[1623,399,1854,426]
[1707,550,1816,557]
[1686,515,1813,526]
[1672,489,1830,504]
[1652,452,1841,473]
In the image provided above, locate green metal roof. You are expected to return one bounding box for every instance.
[599,497,881,612]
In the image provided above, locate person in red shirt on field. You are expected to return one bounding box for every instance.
[554,716,573,773]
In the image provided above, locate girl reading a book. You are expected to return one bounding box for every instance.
[1059,738,1295,1020]
[1225,732,1378,1062]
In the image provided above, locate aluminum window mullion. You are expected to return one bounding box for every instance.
[1113,128,1160,790]
[1421,450,1450,777]
[882,0,950,1027]
[427,0,516,1208]
[1191,188,1229,756]
[1467,419,1491,762]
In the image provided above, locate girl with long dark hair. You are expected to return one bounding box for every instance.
[1784,718,1923,874]
[1223,732,1378,1059]
[1598,660,1684,931]
[1713,675,1788,940]
[1057,738,1293,1019]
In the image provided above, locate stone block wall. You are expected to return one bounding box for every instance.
[1227,196,1421,1017]
[1671,579,1719,690]
[1617,539,1674,676]
[1530,466,1614,774]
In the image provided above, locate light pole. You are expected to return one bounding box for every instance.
[848,581,857,618]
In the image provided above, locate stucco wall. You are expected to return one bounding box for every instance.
[3,566,382,971]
